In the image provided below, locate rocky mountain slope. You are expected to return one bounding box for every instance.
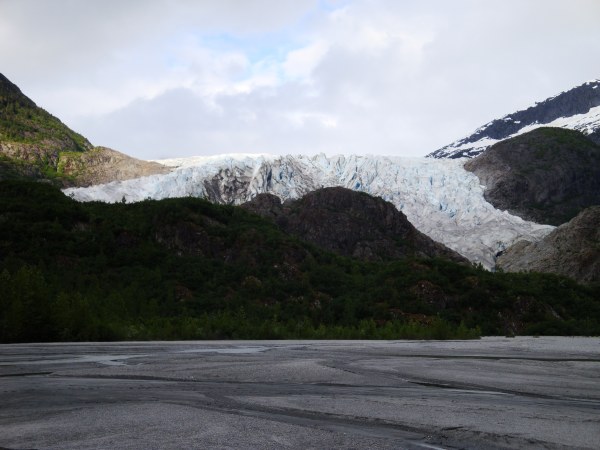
[0,73,92,180]
[58,146,169,187]
[242,188,468,263]
[464,128,600,225]
[65,154,554,268]
[0,73,167,185]
[428,79,600,159]
[497,206,600,283]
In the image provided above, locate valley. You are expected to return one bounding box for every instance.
[1,71,599,343]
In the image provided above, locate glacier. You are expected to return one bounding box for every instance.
[63,154,554,269]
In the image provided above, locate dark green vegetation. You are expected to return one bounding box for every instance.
[0,73,169,187]
[1,181,599,342]
[0,74,90,150]
[465,127,600,225]
[0,73,92,185]
[242,189,467,263]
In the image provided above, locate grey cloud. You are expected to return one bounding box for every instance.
[0,0,316,86]
[75,85,342,158]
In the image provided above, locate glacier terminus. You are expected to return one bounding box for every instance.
[64,154,553,269]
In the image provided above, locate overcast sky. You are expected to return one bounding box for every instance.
[1,0,599,159]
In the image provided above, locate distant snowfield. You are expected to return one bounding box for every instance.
[64,154,554,268]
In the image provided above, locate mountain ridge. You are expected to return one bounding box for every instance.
[4,73,596,277]
[428,79,600,159]
[0,73,168,186]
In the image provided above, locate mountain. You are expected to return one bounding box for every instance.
[428,79,600,159]
[0,72,92,181]
[241,188,468,263]
[497,206,600,283]
[464,127,600,225]
[64,154,554,268]
[0,73,167,185]
[2,180,599,341]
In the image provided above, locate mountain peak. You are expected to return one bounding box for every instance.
[428,78,600,159]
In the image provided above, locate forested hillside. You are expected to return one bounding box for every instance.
[1,181,598,342]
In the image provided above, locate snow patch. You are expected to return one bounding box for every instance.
[437,105,600,158]
[430,79,600,159]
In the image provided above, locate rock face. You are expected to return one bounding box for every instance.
[58,147,170,186]
[242,187,469,263]
[464,128,600,225]
[497,206,600,283]
[428,79,600,159]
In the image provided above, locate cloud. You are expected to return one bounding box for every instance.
[1,0,599,159]
[283,41,329,79]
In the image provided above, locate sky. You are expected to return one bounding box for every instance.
[1,0,599,160]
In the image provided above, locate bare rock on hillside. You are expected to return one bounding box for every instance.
[59,147,171,186]
[496,206,600,283]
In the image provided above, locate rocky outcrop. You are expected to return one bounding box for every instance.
[242,187,469,264]
[429,79,600,159]
[464,128,600,225]
[496,206,600,283]
[58,147,170,186]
